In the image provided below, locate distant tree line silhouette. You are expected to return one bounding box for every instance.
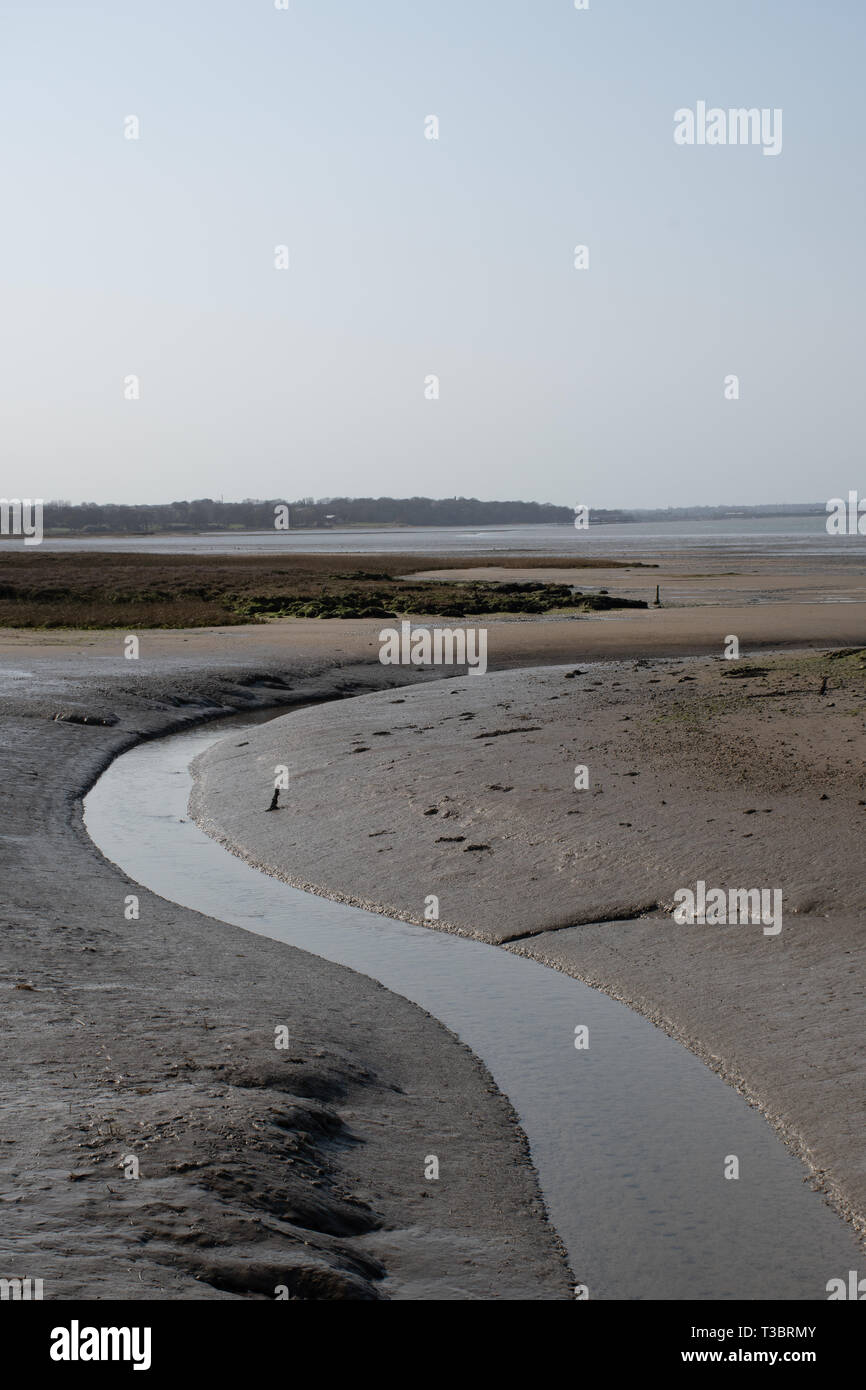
[38,497,825,535]
[41,497,575,533]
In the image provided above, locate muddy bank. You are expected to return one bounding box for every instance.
[190,651,866,1242]
[0,652,570,1300]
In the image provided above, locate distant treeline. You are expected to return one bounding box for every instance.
[41,497,574,533]
[38,497,827,535]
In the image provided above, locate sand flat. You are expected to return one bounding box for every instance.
[191,652,866,1241]
[5,547,866,1296]
[0,648,570,1299]
[2,593,865,670]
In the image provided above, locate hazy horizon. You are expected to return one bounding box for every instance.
[33,494,834,511]
[3,0,863,509]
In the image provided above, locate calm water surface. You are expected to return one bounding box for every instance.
[22,517,866,559]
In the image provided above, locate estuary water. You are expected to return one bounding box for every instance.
[23,516,866,559]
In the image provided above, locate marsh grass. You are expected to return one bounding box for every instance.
[0,552,649,629]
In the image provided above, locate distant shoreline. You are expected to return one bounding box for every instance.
[14,509,829,542]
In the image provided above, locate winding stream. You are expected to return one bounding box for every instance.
[83,712,861,1300]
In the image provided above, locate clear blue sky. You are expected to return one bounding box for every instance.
[1,0,863,507]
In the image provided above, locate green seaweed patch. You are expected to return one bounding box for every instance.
[229,582,648,622]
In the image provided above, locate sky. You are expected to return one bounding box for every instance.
[1,0,864,509]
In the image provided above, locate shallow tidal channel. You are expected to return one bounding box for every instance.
[83,710,861,1300]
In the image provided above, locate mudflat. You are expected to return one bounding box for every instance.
[191,650,866,1244]
[0,647,570,1300]
[4,541,866,1297]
